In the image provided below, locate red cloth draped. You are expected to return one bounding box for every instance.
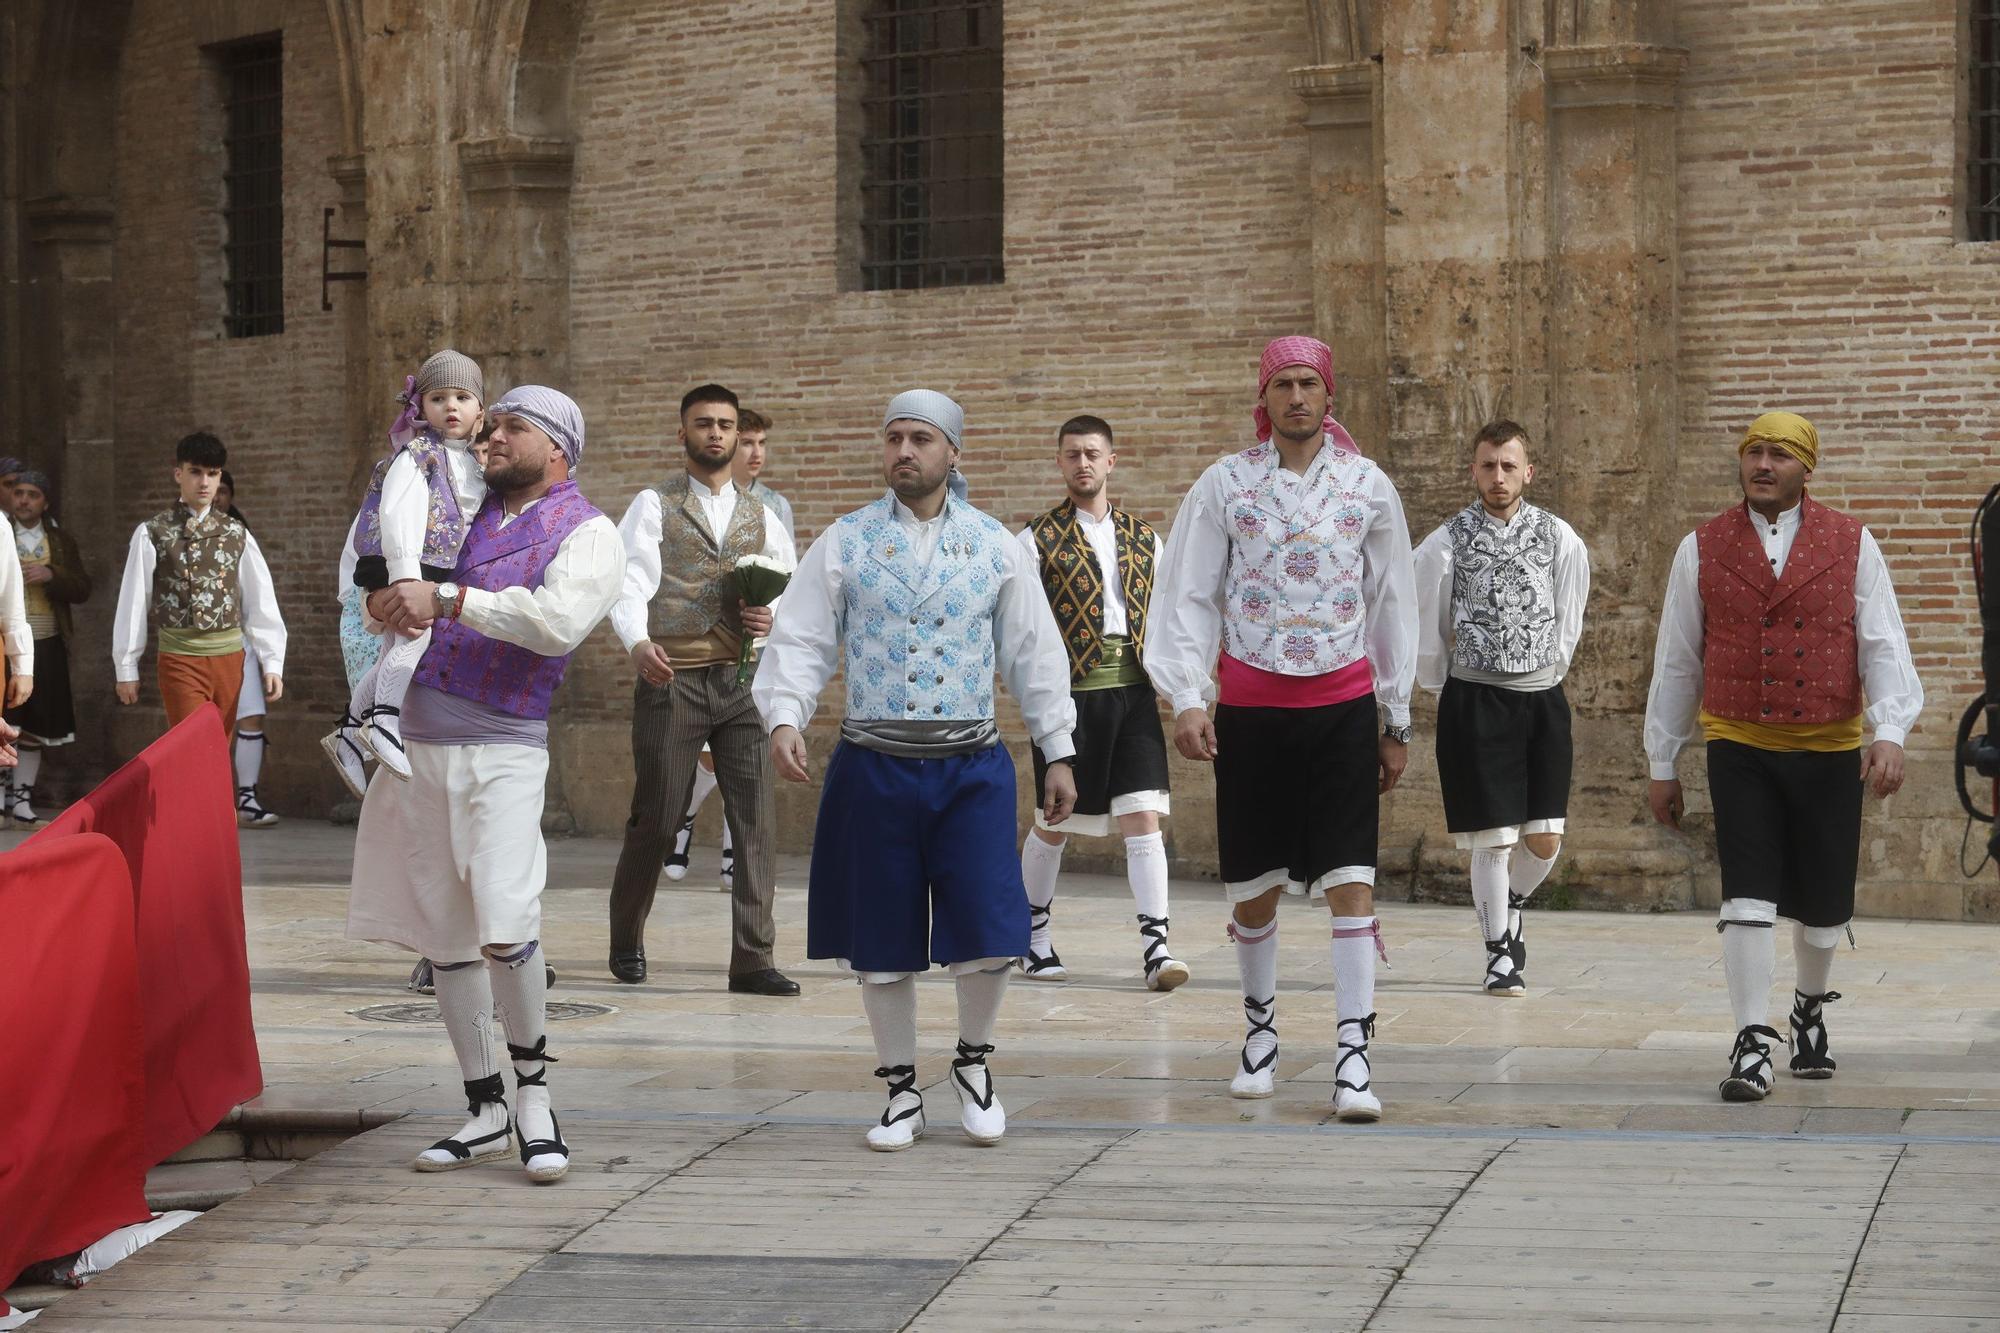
[0,834,151,1290]
[27,705,264,1164]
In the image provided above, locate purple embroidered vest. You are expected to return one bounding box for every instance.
[412,481,602,719]
[352,432,468,567]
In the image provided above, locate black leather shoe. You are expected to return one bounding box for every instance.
[728,968,800,997]
[609,951,647,984]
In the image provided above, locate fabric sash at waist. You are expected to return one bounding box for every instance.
[1217,652,1372,709]
[1699,707,1862,754]
[1077,635,1148,692]
[840,717,1000,757]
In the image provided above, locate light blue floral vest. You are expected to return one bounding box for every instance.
[832,494,1009,723]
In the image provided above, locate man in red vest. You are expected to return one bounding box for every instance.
[1643,412,1923,1102]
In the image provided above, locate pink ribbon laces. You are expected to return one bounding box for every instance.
[1331,918,1389,966]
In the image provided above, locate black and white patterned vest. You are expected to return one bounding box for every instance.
[1446,501,1560,675]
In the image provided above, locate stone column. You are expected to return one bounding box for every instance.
[457,134,575,394]
[1542,40,1693,904]
[21,195,118,753]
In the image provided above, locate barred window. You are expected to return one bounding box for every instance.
[1973,0,2000,241]
[218,35,284,337]
[858,1,1003,290]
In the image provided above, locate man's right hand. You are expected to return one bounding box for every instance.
[630,642,674,687]
[1648,777,1684,829]
[1172,707,1217,762]
[115,680,139,706]
[770,724,810,782]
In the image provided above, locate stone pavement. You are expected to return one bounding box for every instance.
[16,821,2000,1331]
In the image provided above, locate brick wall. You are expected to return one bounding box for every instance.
[1675,0,2000,918]
[102,0,351,804]
[556,0,1319,853]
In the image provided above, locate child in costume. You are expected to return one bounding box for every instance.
[322,350,487,795]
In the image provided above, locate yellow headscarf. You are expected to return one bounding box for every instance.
[1740,411,1818,472]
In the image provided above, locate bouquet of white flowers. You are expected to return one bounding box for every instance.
[732,553,791,685]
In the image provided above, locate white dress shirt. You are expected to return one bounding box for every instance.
[1414,506,1591,693]
[755,496,1078,761]
[1643,501,1924,779]
[336,514,362,602]
[112,507,286,683]
[607,479,798,653]
[1014,505,1165,639]
[0,519,30,677]
[1145,448,1419,725]
[379,441,488,583]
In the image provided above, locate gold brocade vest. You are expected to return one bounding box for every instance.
[1030,501,1156,683]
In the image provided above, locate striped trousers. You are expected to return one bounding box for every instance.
[607,663,777,973]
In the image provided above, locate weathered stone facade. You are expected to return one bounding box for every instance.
[0,1,1990,919]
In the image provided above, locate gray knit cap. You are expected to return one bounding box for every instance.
[413,349,484,403]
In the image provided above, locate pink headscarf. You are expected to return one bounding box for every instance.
[1252,335,1362,455]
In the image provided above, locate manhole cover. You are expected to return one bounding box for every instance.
[351,1001,616,1025]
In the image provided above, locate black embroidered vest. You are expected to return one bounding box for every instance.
[1030,501,1156,683]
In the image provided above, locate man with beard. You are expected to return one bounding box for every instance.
[1645,411,1922,1102]
[1146,336,1417,1122]
[347,387,623,1182]
[605,384,798,992]
[1413,421,1589,996]
[755,390,1076,1151]
[1015,415,1186,991]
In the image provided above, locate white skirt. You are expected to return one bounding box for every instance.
[346,740,549,962]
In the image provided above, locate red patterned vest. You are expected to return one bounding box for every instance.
[1694,497,1863,725]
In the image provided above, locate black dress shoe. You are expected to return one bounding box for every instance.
[609,951,647,984]
[728,968,800,997]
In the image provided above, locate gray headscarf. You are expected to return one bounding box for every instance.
[882,389,964,448]
[489,386,585,469]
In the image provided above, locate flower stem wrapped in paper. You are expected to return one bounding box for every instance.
[733,553,791,685]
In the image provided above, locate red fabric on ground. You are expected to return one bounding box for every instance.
[27,705,264,1164]
[0,833,150,1289]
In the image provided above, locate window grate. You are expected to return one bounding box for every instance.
[858,0,1003,290]
[220,36,284,337]
[1973,0,2000,241]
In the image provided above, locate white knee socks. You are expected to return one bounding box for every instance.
[433,959,500,1083]
[954,961,1011,1048]
[1329,916,1379,1024]
[486,941,554,1145]
[1470,846,1512,943]
[14,748,41,788]
[1793,921,1838,996]
[1021,833,1063,911]
[1231,916,1279,1064]
[1125,832,1170,920]
[1510,842,1559,903]
[689,762,718,818]
[234,731,265,788]
[1720,901,1778,1031]
[860,974,919,1069]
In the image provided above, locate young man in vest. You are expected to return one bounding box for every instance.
[112,432,286,745]
[756,389,1077,1152]
[605,384,798,994]
[664,405,798,887]
[349,387,622,1183]
[1645,411,1923,1101]
[1414,421,1590,996]
[1016,415,1186,991]
[1146,336,1417,1122]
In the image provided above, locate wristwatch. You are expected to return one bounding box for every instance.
[434,581,462,620]
[1382,723,1413,744]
